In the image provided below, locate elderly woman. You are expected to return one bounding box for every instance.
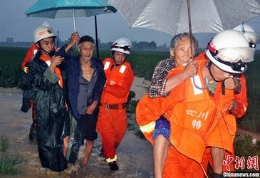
[148,33,198,178]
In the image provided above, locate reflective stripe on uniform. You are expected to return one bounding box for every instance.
[106,155,117,163]
[243,104,247,112]
[139,121,156,133]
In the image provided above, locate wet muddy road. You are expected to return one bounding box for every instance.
[0,88,154,178]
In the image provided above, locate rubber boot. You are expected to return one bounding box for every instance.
[108,161,119,171]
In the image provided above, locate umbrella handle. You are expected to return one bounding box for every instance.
[73,8,76,32]
[72,8,79,49]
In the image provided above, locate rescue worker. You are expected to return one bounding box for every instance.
[97,38,134,171]
[21,24,68,172]
[21,22,58,141]
[202,23,260,177]
[136,30,254,177]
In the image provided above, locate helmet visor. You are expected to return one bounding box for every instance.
[217,46,255,63]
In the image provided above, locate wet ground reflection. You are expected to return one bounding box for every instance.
[0,88,153,178]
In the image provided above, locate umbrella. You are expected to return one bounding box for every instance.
[25,0,117,58]
[107,0,260,36]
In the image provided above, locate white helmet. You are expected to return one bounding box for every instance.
[34,25,56,43]
[205,30,255,74]
[111,38,131,55]
[233,23,260,62]
[233,23,260,44]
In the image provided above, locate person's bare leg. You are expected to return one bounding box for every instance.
[154,135,169,178]
[63,136,70,157]
[211,147,225,174]
[83,140,94,164]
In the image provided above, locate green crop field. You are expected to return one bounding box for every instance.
[0,46,259,133]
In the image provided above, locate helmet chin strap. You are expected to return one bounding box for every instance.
[38,43,55,56]
[207,61,221,82]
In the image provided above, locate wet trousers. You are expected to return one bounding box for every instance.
[97,107,127,163]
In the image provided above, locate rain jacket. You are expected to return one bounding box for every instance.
[136,54,247,177]
[23,51,68,172]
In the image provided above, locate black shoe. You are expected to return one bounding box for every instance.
[108,161,119,171]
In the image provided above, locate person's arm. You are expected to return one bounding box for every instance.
[148,58,174,98]
[104,64,134,98]
[49,55,64,73]
[27,53,59,90]
[55,32,80,58]
[164,60,198,93]
[149,59,198,98]
[229,74,248,118]
[64,32,80,53]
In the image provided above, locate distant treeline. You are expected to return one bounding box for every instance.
[0,40,169,51]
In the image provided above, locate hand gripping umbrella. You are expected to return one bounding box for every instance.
[25,0,117,58]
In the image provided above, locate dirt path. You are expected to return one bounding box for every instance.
[0,87,153,178]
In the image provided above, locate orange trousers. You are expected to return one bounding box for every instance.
[97,107,127,162]
[163,146,206,178]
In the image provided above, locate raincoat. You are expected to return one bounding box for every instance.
[97,57,134,163]
[23,51,68,172]
[136,54,247,177]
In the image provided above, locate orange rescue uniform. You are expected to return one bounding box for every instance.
[22,44,39,72]
[136,54,247,177]
[97,57,134,163]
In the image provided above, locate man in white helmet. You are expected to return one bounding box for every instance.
[136,30,254,178]
[96,38,134,171]
[206,23,260,176]
[21,22,58,141]
[20,24,68,172]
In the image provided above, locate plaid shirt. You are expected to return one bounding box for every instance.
[148,58,175,98]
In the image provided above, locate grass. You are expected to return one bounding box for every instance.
[234,133,260,172]
[0,135,9,152]
[0,135,23,175]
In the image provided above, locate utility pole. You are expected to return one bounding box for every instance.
[57,30,59,47]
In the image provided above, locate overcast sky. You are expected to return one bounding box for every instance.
[1,0,260,48]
